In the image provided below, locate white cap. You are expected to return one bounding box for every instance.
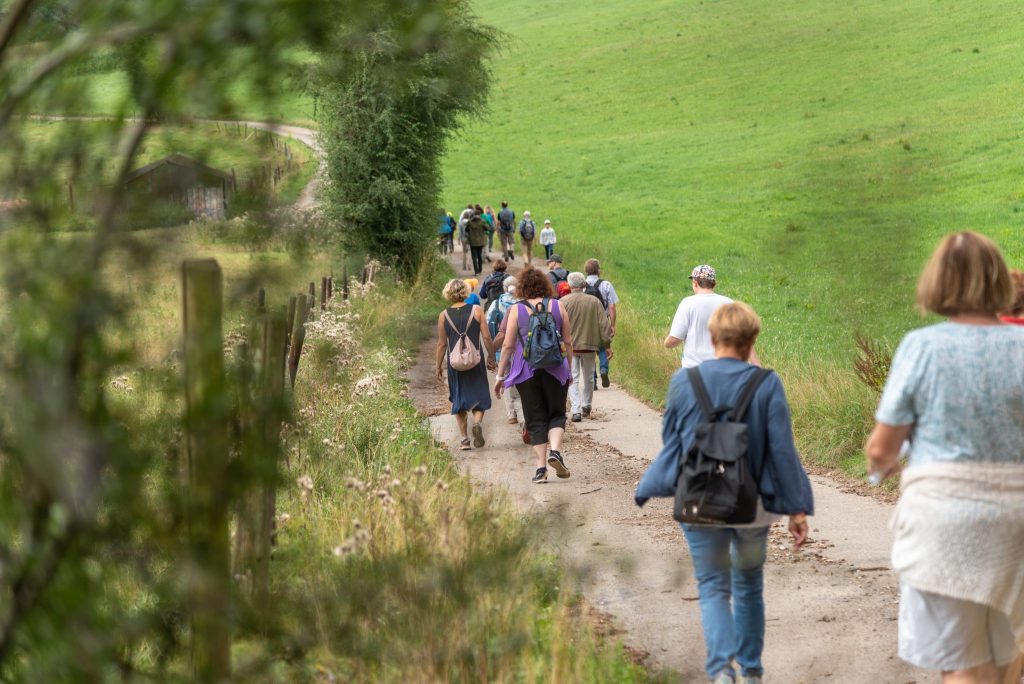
[544,219,551,225]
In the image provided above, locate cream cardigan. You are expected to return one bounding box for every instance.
[891,461,1024,645]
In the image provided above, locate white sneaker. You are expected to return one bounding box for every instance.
[737,676,761,684]
[712,672,734,684]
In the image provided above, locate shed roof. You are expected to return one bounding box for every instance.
[123,153,232,185]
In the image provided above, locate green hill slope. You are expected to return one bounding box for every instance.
[444,0,1023,393]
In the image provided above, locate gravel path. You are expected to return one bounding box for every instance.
[408,247,928,683]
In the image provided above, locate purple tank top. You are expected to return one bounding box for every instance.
[503,299,571,387]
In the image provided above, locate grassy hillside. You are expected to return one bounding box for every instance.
[443,0,1024,468]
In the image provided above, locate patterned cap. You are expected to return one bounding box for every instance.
[689,264,717,282]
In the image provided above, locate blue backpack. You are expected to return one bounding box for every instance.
[517,299,565,369]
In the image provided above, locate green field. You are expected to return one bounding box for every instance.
[442,0,1024,469]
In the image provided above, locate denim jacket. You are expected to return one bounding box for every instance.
[635,358,814,516]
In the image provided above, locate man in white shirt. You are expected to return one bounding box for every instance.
[665,264,734,368]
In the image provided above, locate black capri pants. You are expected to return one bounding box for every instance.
[515,371,569,446]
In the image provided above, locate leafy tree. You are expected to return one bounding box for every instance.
[314,0,496,274]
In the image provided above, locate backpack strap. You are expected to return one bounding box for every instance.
[443,307,473,339]
[731,368,772,422]
[686,367,715,422]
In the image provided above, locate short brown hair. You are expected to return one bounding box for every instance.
[916,232,1013,317]
[442,278,469,303]
[695,278,716,289]
[516,267,554,300]
[584,258,600,276]
[492,259,508,273]
[1005,270,1024,317]
[709,302,762,350]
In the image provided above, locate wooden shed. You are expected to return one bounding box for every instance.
[123,153,233,219]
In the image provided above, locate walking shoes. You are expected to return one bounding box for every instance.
[532,467,547,484]
[581,406,591,418]
[547,450,570,478]
[571,413,582,422]
[472,423,485,448]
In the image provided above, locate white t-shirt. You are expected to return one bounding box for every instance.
[668,292,733,368]
[585,275,619,310]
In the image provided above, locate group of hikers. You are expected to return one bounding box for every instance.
[438,201,558,274]
[434,224,1024,684]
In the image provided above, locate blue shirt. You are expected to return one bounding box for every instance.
[875,322,1024,467]
[635,358,814,516]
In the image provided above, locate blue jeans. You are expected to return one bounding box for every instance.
[597,347,609,375]
[682,525,769,680]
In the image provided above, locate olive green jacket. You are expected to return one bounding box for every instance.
[466,217,489,247]
[560,292,612,352]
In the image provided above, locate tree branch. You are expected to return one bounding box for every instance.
[0,0,35,65]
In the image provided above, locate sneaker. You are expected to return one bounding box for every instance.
[531,467,547,484]
[547,450,570,479]
[712,672,735,684]
[581,406,591,418]
[571,413,582,423]
[507,414,518,425]
[601,372,610,388]
[472,423,485,448]
[736,677,761,684]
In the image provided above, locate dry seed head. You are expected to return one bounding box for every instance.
[413,465,427,476]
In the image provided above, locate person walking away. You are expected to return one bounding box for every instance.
[493,267,573,483]
[466,208,489,276]
[665,264,738,368]
[560,272,612,422]
[866,231,1024,684]
[540,219,557,260]
[475,204,492,263]
[636,302,813,684]
[457,205,473,270]
[438,209,455,254]
[478,259,509,309]
[497,200,516,261]
[436,279,497,450]
[489,276,521,425]
[583,258,619,388]
[1000,269,1024,325]
[519,211,537,264]
[547,254,568,288]
[483,204,498,258]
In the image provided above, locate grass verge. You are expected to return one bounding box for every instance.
[244,264,657,681]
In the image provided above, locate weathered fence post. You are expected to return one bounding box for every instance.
[307,282,316,317]
[342,267,349,301]
[320,277,327,312]
[181,259,231,682]
[326,276,333,302]
[257,287,265,312]
[285,296,297,349]
[287,295,310,387]
[233,312,288,608]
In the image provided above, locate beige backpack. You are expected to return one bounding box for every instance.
[444,307,481,372]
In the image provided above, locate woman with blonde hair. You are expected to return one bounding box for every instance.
[436,278,496,450]
[867,231,1024,684]
[636,301,812,684]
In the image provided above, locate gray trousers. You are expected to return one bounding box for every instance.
[570,352,597,414]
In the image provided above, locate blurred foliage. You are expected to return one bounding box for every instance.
[0,0,498,680]
[313,0,497,275]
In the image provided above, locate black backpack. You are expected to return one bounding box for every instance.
[519,219,536,240]
[673,367,772,525]
[517,299,565,369]
[483,274,504,303]
[583,278,607,309]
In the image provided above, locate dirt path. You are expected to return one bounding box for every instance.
[408,247,927,682]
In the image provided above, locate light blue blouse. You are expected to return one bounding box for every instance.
[875,322,1024,467]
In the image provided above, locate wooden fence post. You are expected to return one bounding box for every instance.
[285,296,297,349]
[307,282,315,316]
[233,312,288,608]
[320,277,327,312]
[257,287,266,312]
[342,267,349,301]
[287,295,310,387]
[181,259,231,682]
[326,277,333,302]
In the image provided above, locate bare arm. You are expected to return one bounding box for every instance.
[559,303,574,367]
[608,302,617,335]
[664,335,682,349]
[493,306,519,398]
[475,305,496,368]
[865,422,913,481]
[435,312,448,379]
